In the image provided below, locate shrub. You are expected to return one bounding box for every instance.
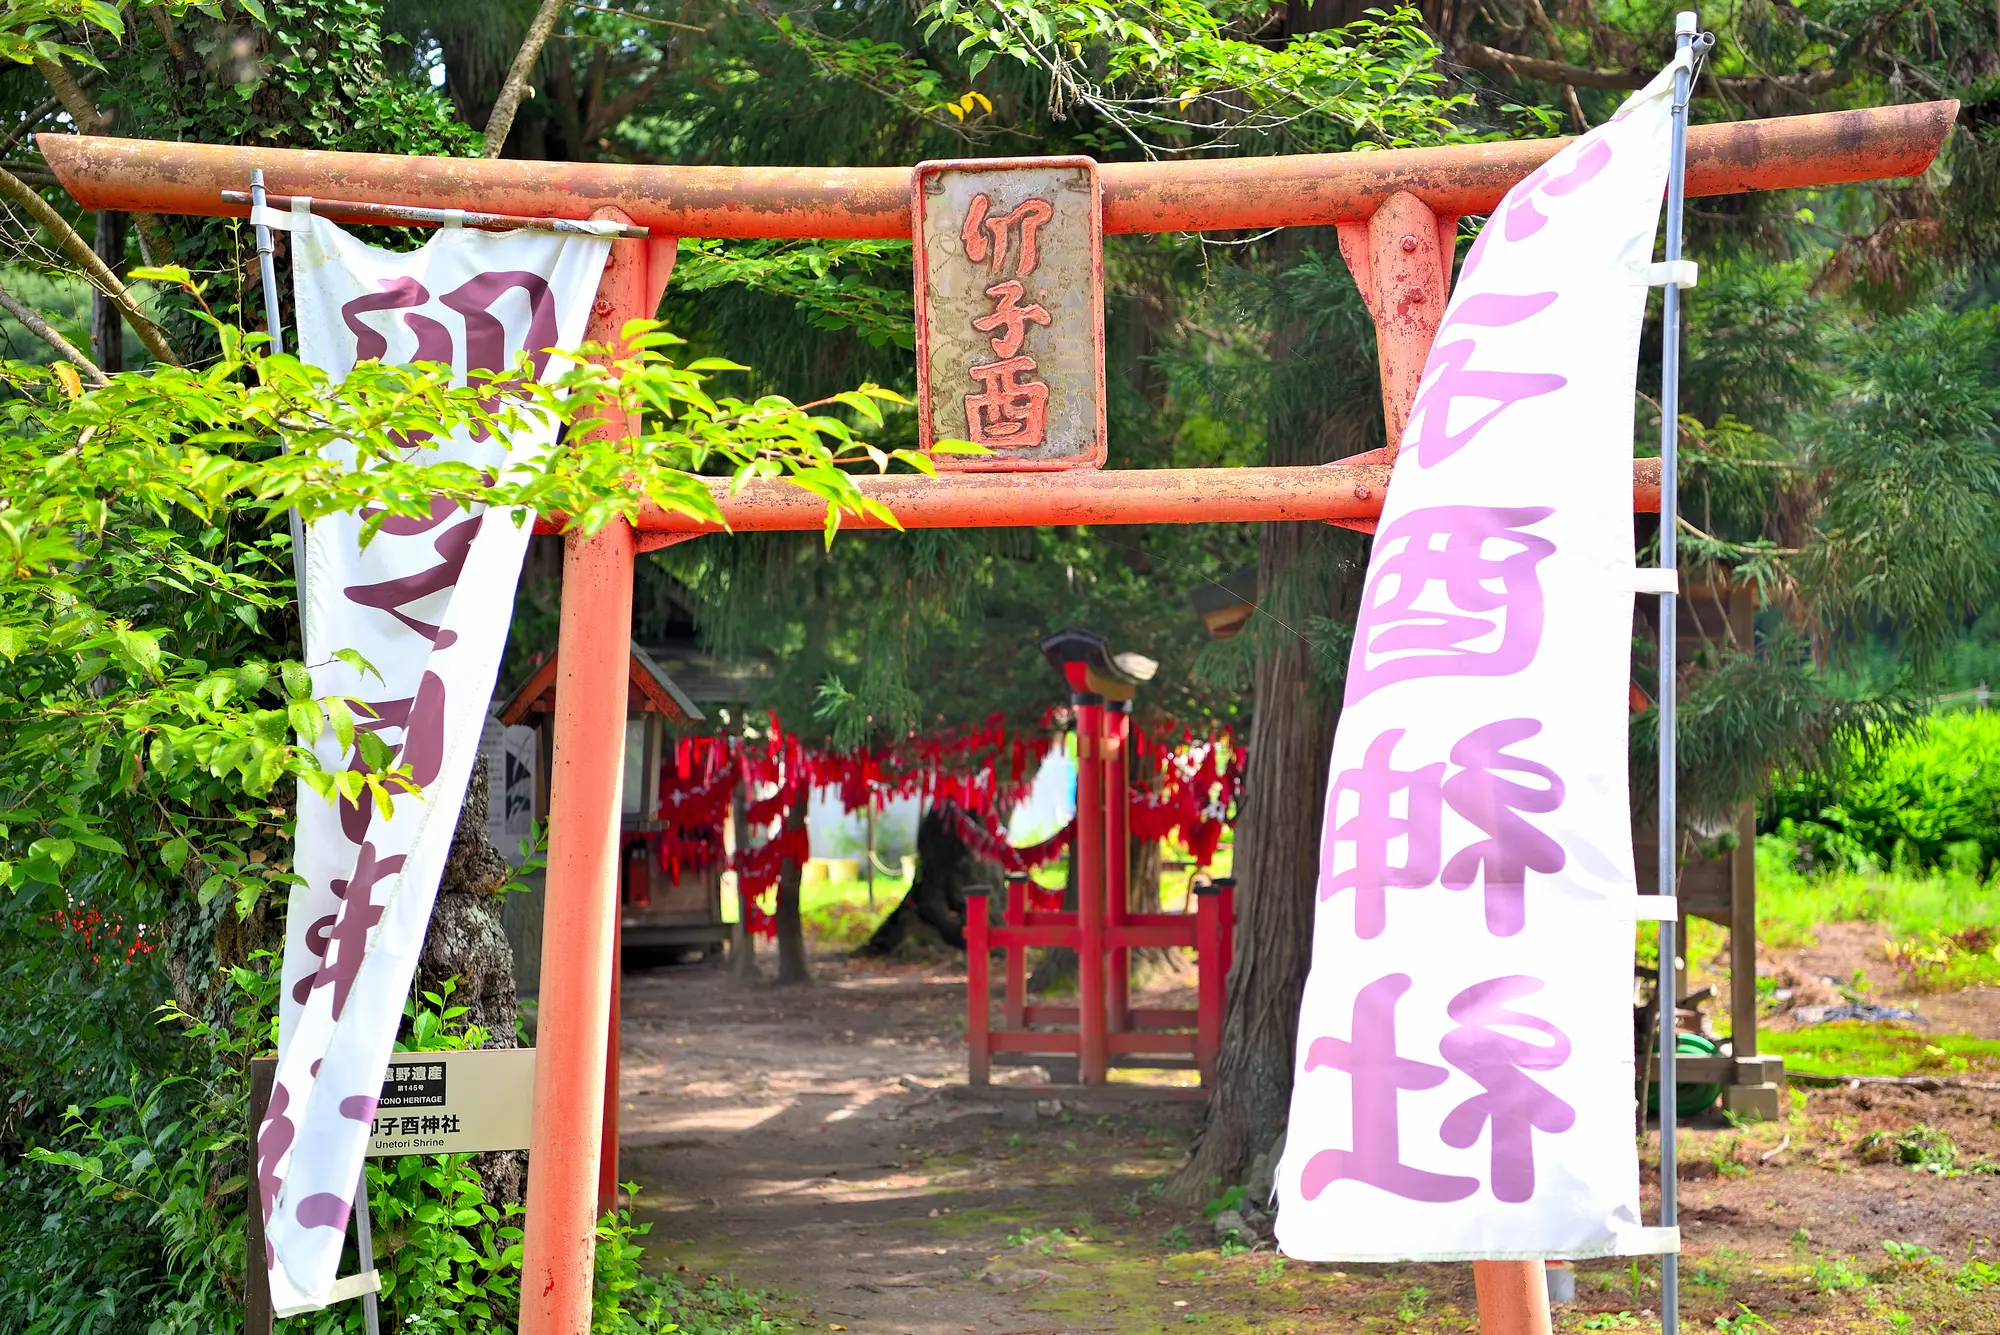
[1764,711,2000,873]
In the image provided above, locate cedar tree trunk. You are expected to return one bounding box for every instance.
[773,789,812,985]
[857,804,998,957]
[416,756,525,1205]
[1174,214,1376,1199]
[1174,520,1352,1200]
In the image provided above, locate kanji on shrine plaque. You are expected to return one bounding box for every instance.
[912,157,1106,470]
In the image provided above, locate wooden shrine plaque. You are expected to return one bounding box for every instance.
[913,157,1106,470]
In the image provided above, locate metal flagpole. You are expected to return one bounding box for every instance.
[1658,12,1709,1335]
[352,1164,382,1335]
[249,169,309,587]
[250,169,283,357]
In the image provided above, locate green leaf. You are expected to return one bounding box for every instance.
[30,837,75,868]
[325,696,357,754]
[356,730,395,770]
[281,660,312,699]
[161,837,191,874]
[288,699,324,742]
[333,648,383,685]
[128,264,195,288]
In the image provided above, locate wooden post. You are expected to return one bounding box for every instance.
[519,209,645,1335]
[1074,694,1107,1084]
[1730,802,1757,1061]
[1003,871,1028,1030]
[1104,699,1131,1035]
[1337,190,1455,462]
[598,907,623,1217]
[1218,877,1236,981]
[966,889,991,1085]
[246,1055,276,1335]
[1194,884,1223,1085]
[1474,1260,1553,1335]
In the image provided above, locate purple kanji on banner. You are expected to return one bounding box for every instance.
[1346,505,1557,703]
[1319,730,1444,937]
[1300,974,1479,1203]
[1322,719,1566,938]
[1440,719,1567,936]
[1438,975,1575,1203]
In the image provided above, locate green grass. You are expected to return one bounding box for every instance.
[770,836,1237,950]
[1756,835,2000,949]
[1758,1023,2000,1078]
[800,874,904,947]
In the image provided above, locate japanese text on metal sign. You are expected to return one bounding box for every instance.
[913,157,1106,471]
[1275,63,1686,1263]
[365,1047,537,1157]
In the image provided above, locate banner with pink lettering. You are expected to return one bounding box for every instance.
[1275,62,1683,1261]
[261,215,611,1312]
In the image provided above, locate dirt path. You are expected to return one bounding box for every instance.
[618,952,1205,1334]
[616,950,2000,1334]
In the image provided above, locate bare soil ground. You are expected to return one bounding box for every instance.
[1757,920,2000,1039]
[617,948,2000,1334]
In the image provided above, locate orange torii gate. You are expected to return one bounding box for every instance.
[40,95,1954,1335]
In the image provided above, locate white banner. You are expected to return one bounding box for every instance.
[259,215,610,1312]
[1275,65,1680,1261]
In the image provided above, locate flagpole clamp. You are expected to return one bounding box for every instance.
[1634,260,1699,289]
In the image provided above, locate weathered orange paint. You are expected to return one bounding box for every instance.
[519,209,645,1335]
[1340,190,1452,463]
[39,101,1953,240]
[548,459,1661,537]
[1474,1259,1555,1335]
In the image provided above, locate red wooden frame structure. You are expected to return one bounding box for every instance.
[41,93,1956,1335]
[965,699,1238,1086]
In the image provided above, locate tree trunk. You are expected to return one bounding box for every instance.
[1130,837,1163,915]
[856,804,997,957]
[1174,219,1376,1200]
[1127,837,1177,977]
[415,756,525,1206]
[1174,522,1357,1200]
[91,211,124,374]
[773,789,812,985]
